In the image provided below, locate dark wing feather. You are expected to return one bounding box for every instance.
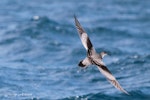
[74,15,94,52]
[74,15,85,35]
[93,60,129,95]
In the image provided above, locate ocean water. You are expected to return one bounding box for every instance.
[0,0,150,100]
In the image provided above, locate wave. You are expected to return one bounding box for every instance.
[60,90,150,100]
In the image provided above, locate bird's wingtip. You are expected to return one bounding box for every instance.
[74,14,77,19]
[123,90,130,95]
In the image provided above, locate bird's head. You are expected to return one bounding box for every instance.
[100,51,109,58]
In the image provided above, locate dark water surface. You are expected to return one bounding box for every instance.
[0,0,150,100]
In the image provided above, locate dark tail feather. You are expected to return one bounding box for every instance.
[78,60,86,67]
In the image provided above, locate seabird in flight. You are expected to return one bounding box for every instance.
[74,15,129,95]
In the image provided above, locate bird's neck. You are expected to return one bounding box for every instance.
[100,54,106,59]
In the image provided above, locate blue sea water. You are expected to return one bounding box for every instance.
[0,0,150,100]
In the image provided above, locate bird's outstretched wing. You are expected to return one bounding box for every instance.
[74,15,96,55]
[93,61,129,95]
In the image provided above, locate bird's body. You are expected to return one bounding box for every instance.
[74,15,129,95]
